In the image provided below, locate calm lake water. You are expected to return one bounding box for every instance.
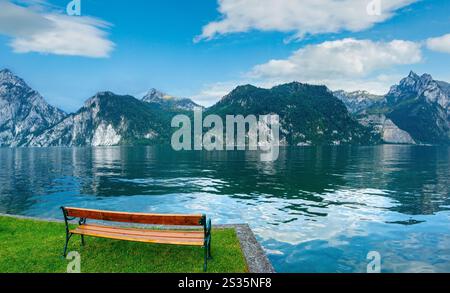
[0,146,449,272]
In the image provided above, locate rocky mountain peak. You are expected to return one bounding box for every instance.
[382,72,450,144]
[353,90,371,95]
[397,71,431,89]
[142,88,199,111]
[333,89,384,114]
[0,68,14,78]
[83,91,114,108]
[0,69,66,147]
[0,68,15,79]
[408,70,419,79]
[0,68,30,94]
[403,71,434,85]
[142,88,173,102]
[219,84,262,105]
[421,73,433,82]
[387,72,448,109]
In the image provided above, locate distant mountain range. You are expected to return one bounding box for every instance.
[0,68,449,147]
[332,90,384,114]
[335,71,450,145]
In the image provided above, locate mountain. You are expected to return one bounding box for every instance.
[334,72,450,145]
[207,82,380,146]
[142,88,200,111]
[436,80,450,97]
[386,72,449,112]
[365,72,450,144]
[3,69,448,147]
[28,92,171,147]
[333,90,384,114]
[334,89,417,144]
[0,69,66,147]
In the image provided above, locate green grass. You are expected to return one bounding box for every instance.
[0,216,248,273]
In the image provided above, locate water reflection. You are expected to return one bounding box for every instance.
[0,145,449,272]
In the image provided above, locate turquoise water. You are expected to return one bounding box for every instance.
[0,146,449,272]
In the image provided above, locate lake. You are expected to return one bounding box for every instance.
[0,146,449,273]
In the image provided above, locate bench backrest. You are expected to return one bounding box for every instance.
[63,207,205,226]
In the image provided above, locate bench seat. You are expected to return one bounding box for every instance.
[61,207,212,271]
[70,224,205,246]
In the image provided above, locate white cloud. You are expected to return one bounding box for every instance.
[191,81,238,106]
[195,0,417,42]
[426,33,450,54]
[193,38,423,103]
[250,38,422,80]
[0,0,114,58]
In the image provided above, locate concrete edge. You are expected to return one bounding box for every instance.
[0,213,275,273]
[217,224,275,273]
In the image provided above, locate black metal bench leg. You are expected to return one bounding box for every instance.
[81,235,85,246]
[208,236,212,259]
[203,244,208,272]
[63,233,72,257]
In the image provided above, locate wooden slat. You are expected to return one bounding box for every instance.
[72,224,205,239]
[70,228,204,246]
[64,207,204,226]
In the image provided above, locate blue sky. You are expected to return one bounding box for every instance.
[0,0,449,112]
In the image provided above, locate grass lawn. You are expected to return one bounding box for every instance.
[0,216,248,273]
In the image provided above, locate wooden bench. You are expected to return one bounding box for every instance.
[61,207,212,271]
